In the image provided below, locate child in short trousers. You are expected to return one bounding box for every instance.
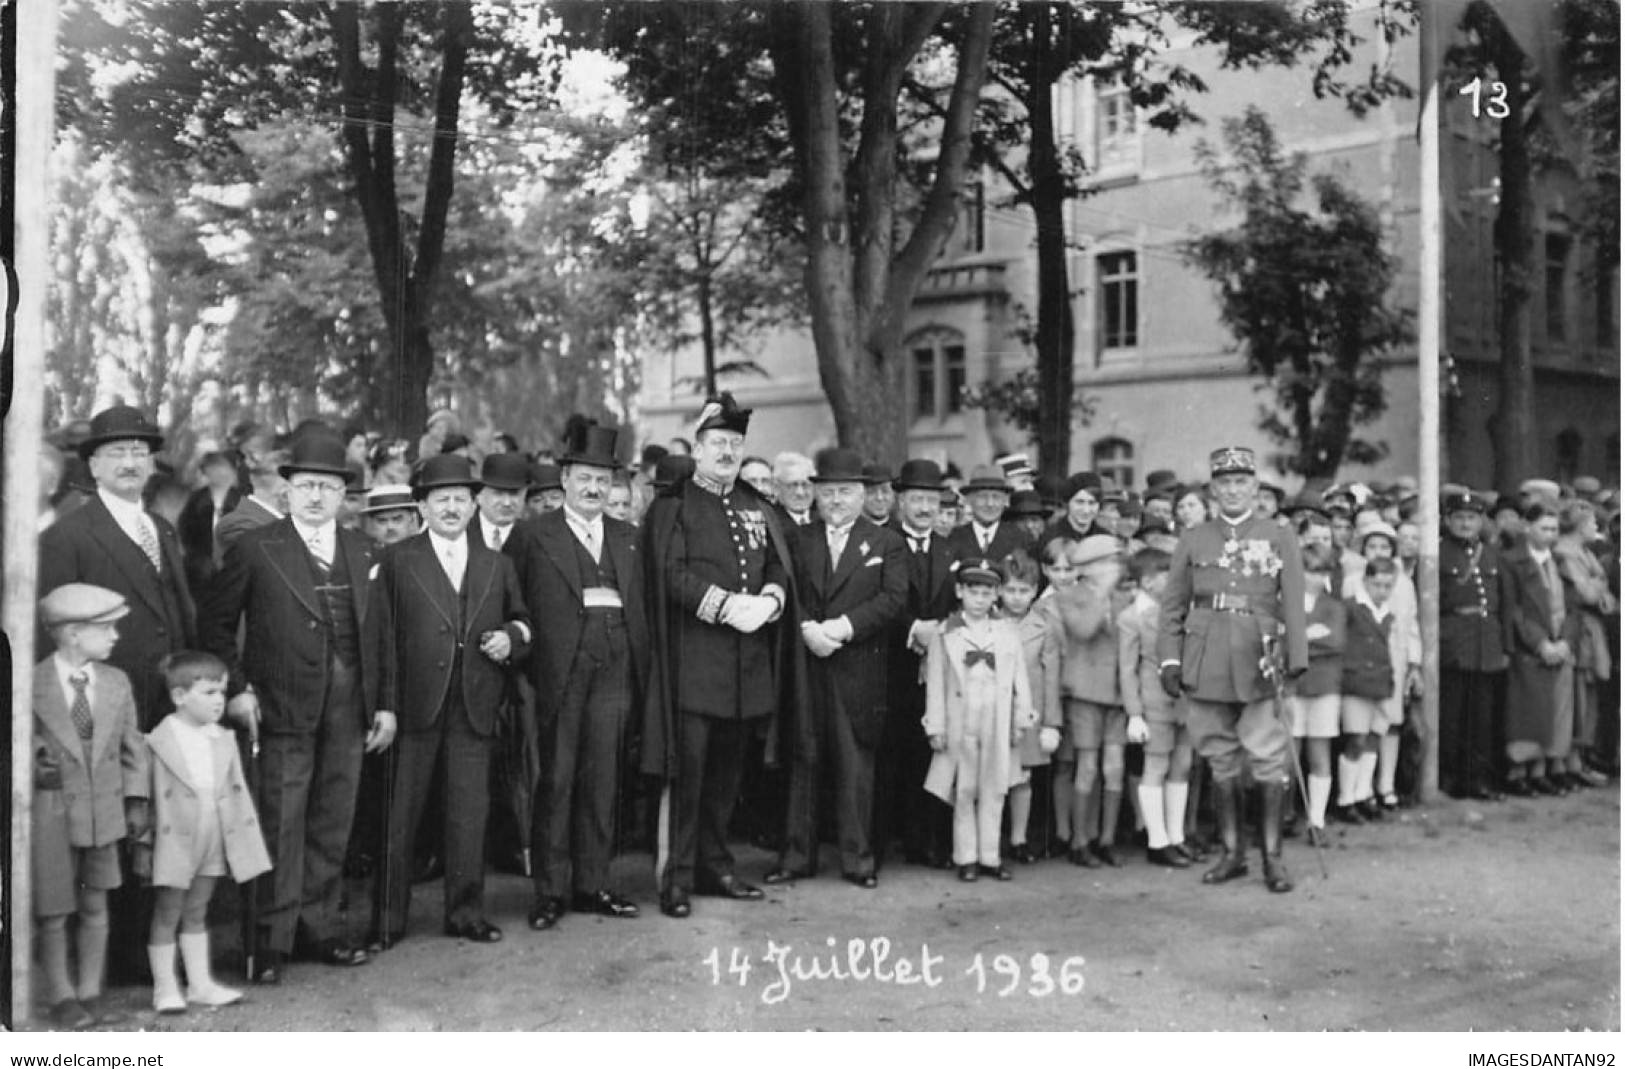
[32,583,150,1030]
[1037,536,1077,854]
[923,558,1036,881]
[1294,543,1347,841]
[1337,558,1399,822]
[143,651,271,1013]
[1000,550,1062,864]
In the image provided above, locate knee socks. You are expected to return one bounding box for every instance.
[1163,782,1189,847]
[1377,733,1400,797]
[1139,783,1169,849]
[38,916,74,1004]
[1308,774,1332,828]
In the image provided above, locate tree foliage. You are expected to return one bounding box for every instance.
[1184,108,1413,479]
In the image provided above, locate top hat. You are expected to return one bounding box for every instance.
[39,583,131,629]
[1005,489,1049,519]
[362,484,416,514]
[412,454,483,499]
[560,415,623,470]
[862,462,893,487]
[811,447,868,484]
[79,405,164,461]
[528,462,564,494]
[1208,446,1256,478]
[1442,491,1485,516]
[953,556,1003,586]
[962,465,1011,495]
[278,432,357,485]
[480,452,532,492]
[893,459,945,493]
[694,392,752,437]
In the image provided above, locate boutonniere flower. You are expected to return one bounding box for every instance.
[859,540,870,557]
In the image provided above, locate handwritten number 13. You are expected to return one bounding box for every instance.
[1459,77,1510,120]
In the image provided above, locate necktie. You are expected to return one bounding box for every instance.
[828,526,849,563]
[135,516,162,571]
[978,527,991,552]
[1543,556,1565,628]
[489,526,505,552]
[911,536,927,555]
[69,672,94,743]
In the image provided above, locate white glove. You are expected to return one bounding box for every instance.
[1126,715,1149,745]
[1039,727,1061,755]
[724,594,776,634]
[800,621,841,658]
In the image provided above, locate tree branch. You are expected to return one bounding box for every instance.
[413,2,473,302]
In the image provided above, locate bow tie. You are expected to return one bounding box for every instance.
[963,649,996,670]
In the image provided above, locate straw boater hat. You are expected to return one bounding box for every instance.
[361,484,415,515]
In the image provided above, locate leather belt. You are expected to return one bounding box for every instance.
[583,587,624,610]
[1191,592,1270,614]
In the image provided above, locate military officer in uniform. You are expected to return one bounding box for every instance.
[1157,446,1307,894]
[640,393,799,919]
[1439,491,1508,800]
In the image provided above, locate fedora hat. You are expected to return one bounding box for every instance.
[1145,469,1179,493]
[278,431,356,485]
[560,414,622,470]
[361,484,416,514]
[893,459,945,493]
[811,447,868,484]
[412,454,483,499]
[962,465,1010,495]
[480,452,532,492]
[79,405,164,460]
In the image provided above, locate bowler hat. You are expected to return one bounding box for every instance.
[893,459,945,493]
[79,405,164,461]
[40,583,130,629]
[412,454,483,499]
[1145,469,1179,493]
[694,392,752,437]
[278,432,357,485]
[529,462,564,494]
[481,452,532,492]
[962,465,1010,494]
[362,484,416,514]
[862,462,893,487]
[811,447,868,484]
[1209,446,1256,477]
[560,414,623,470]
[1005,489,1049,519]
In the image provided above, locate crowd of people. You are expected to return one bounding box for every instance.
[27,394,1620,1030]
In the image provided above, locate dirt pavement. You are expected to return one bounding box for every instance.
[32,785,1620,1032]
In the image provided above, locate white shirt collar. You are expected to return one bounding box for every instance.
[97,486,148,527]
[427,529,466,555]
[1219,509,1254,527]
[973,520,998,535]
[292,518,337,545]
[55,653,92,693]
[563,504,603,533]
[1355,586,1391,622]
[1527,545,1553,566]
[827,519,855,538]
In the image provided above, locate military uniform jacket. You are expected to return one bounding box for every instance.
[792,517,910,751]
[198,517,377,735]
[1157,513,1308,705]
[371,531,532,736]
[1440,536,1506,673]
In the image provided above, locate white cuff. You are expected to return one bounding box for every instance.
[698,585,729,625]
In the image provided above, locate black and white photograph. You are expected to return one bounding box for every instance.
[1,0,1619,1050]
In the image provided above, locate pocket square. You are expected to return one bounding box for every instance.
[864,556,883,567]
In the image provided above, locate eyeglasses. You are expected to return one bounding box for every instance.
[97,445,152,461]
[289,479,346,497]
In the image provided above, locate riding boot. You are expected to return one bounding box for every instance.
[1259,780,1294,893]
[1201,777,1249,884]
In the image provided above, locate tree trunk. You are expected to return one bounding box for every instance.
[1026,3,1076,477]
[697,269,717,397]
[1486,12,1537,492]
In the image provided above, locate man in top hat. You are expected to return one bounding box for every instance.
[41,406,197,733]
[360,484,420,546]
[881,459,959,868]
[1157,446,1307,894]
[367,454,530,948]
[764,448,909,889]
[198,431,388,982]
[1438,490,1508,800]
[947,465,1031,563]
[505,416,649,930]
[639,393,800,918]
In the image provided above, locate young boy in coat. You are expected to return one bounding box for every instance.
[999,550,1062,863]
[32,583,151,1030]
[144,651,272,1013]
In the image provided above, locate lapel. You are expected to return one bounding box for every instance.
[828,519,869,597]
[538,510,585,600]
[259,520,323,621]
[146,717,199,794]
[33,662,86,763]
[407,533,461,631]
[463,540,498,638]
[939,618,975,691]
[337,526,370,625]
[82,497,165,619]
[804,523,832,601]
[604,519,635,594]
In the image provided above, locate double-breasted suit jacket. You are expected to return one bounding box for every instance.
[145,716,271,889]
[504,509,649,707]
[371,531,531,737]
[39,495,196,729]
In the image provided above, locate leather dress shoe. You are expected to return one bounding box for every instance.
[659,888,691,918]
[444,919,503,943]
[297,938,369,967]
[1173,840,1207,863]
[528,898,566,930]
[1010,843,1039,865]
[695,874,763,900]
[842,872,878,889]
[1357,798,1385,821]
[978,863,1013,882]
[48,999,95,1030]
[957,864,978,882]
[365,928,407,953]
[1146,845,1191,868]
[763,867,814,885]
[573,890,639,918]
[1090,842,1121,868]
[1332,803,1366,825]
[1068,845,1100,868]
[1504,778,1534,797]
[1529,776,1562,796]
[251,949,286,985]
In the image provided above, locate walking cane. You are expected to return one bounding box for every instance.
[1261,632,1330,880]
[242,730,261,981]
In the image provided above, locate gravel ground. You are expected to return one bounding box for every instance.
[24,784,1619,1032]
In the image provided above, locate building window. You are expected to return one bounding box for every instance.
[1556,427,1582,484]
[1095,84,1137,171]
[1545,233,1571,343]
[908,330,968,422]
[1098,251,1138,354]
[1091,437,1134,491]
[958,179,985,254]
